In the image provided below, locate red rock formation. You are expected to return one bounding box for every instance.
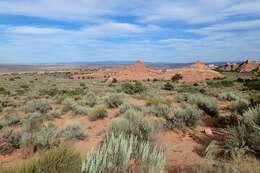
[163,61,224,82]
[238,59,260,72]
[190,60,209,69]
[218,59,260,72]
[217,63,239,71]
[71,59,224,82]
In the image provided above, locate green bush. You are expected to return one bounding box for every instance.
[0,145,81,173]
[63,123,86,140]
[225,105,260,156]
[121,81,147,95]
[105,94,124,108]
[167,104,201,128]
[146,97,171,107]
[162,82,175,91]
[243,78,260,91]
[84,92,96,107]
[171,74,182,82]
[231,98,250,115]
[0,96,10,112]
[0,87,10,95]
[20,123,62,151]
[62,98,87,115]
[1,114,21,126]
[148,103,172,117]
[25,99,52,114]
[111,109,153,141]
[218,92,240,101]
[188,94,219,117]
[88,105,107,121]
[119,103,144,114]
[81,133,165,173]
[207,78,234,87]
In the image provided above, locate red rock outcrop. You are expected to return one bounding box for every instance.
[162,61,224,82]
[238,59,260,72]
[217,59,260,72]
[217,63,239,71]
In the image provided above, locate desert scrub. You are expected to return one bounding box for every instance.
[0,126,21,155]
[63,123,86,140]
[167,104,201,128]
[20,114,62,151]
[25,99,52,114]
[242,104,260,125]
[1,114,21,127]
[207,78,234,87]
[188,94,219,117]
[148,103,172,117]
[225,105,260,156]
[146,97,171,107]
[62,98,87,115]
[231,98,250,115]
[161,82,175,91]
[84,92,96,107]
[105,94,124,108]
[88,105,107,121]
[0,145,81,173]
[20,123,62,151]
[121,81,147,95]
[119,103,145,113]
[81,132,165,173]
[0,96,11,112]
[218,92,240,101]
[111,109,154,140]
[193,155,260,173]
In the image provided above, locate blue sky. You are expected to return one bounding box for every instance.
[0,0,260,64]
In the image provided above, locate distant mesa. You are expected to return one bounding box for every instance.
[217,59,260,72]
[70,59,224,82]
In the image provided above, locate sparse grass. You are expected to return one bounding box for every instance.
[88,105,107,121]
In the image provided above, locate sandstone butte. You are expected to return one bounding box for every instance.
[217,59,260,72]
[71,59,225,82]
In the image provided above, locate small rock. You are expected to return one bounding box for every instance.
[204,128,213,136]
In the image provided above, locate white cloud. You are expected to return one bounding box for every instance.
[7,26,69,34]
[189,19,260,35]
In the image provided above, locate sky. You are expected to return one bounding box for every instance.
[0,0,260,64]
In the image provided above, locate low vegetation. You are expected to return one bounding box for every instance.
[82,132,165,173]
[88,105,107,121]
[188,94,219,117]
[167,104,201,128]
[121,81,147,95]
